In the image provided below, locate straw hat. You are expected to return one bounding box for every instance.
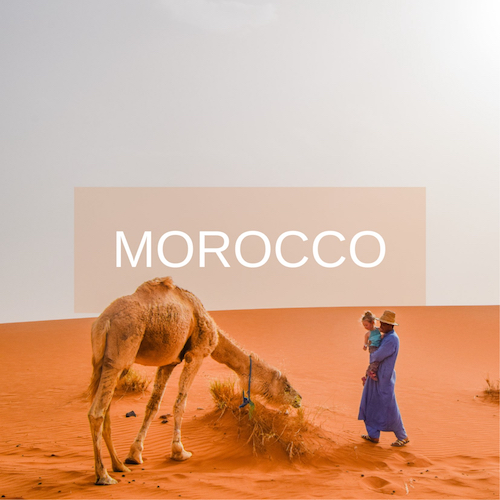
[376,310,399,326]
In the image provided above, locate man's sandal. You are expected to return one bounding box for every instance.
[391,438,410,447]
[361,434,379,443]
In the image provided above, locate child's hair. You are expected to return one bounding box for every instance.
[361,310,376,323]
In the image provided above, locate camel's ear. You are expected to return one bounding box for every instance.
[275,370,282,380]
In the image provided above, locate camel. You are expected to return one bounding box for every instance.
[87,276,302,485]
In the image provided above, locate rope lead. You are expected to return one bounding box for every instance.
[239,355,255,418]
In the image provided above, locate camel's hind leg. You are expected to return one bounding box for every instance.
[171,354,205,461]
[125,364,177,465]
[88,365,122,485]
[103,407,131,473]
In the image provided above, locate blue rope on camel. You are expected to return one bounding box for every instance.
[239,355,255,418]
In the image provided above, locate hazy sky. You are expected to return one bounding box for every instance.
[0,0,498,323]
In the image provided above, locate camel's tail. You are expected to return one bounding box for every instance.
[86,316,110,401]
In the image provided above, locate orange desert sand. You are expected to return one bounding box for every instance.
[0,306,498,499]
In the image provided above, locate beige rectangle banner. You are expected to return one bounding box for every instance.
[74,187,425,313]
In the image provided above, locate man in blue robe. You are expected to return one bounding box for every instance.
[358,310,409,447]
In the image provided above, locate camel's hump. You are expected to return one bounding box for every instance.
[135,276,176,293]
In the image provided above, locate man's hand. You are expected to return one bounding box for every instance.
[363,344,368,351]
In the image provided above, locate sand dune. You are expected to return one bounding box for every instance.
[0,306,498,499]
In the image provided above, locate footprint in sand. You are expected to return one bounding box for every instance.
[362,476,399,495]
[363,476,390,489]
[172,473,188,479]
[396,450,433,468]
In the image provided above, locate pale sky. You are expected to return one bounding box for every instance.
[0,0,498,323]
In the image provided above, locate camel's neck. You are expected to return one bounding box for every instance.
[211,330,253,376]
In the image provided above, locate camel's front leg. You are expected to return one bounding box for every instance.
[125,364,176,465]
[171,355,204,461]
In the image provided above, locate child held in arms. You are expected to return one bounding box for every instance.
[361,311,382,385]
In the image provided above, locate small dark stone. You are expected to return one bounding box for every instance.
[16,444,20,447]
[126,411,137,418]
[38,482,42,485]
[361,474,364,477]
[435,476,438,478]
[426,470,429,472]
[159,415,168,419]
[51,454,56,457]
[161,419,168,424]
[122,474,125,477]
[157,486,160,488]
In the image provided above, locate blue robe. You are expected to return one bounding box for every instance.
[358,329,407,440]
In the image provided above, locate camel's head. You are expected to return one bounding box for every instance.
[255,369,302,409]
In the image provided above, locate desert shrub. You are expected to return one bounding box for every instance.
[248,403,310,458]
[483,376,500,401]
[209,377,310,459]
[116,367,151,395]
[209,378,237,410]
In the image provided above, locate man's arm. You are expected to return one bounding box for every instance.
[370,337,396,363]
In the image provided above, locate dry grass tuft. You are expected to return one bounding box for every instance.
[116,367,151,395]
[210,378,237,410]
[209,377,311,459]
[483,376,500,401]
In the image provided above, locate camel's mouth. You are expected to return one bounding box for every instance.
[292,396,302,408]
